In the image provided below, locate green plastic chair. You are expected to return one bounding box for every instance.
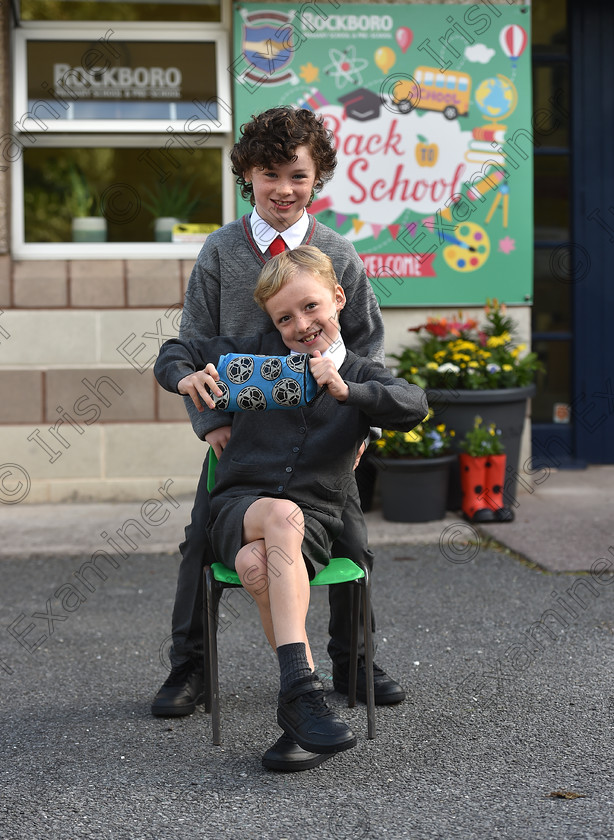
[202,449,375,746]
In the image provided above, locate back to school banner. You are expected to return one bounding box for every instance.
[232,3,532,306]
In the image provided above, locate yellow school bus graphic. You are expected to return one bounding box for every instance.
[392,66,472,120]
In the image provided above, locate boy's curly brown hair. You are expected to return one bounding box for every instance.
[230,107,337,205]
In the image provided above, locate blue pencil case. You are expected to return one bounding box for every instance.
[212,353,319,411]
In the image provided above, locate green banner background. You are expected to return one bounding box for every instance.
[232,3,533,307]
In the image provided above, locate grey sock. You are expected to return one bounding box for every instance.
[277,642,312,694]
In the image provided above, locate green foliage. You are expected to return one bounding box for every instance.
[393,299,543,391]
[371,416,455,459]
[141,178,201,220]
[66,165,97,217]
[459,415,505,457]
[24,186,68,242]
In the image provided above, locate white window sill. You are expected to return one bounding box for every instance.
[12,242,206,260]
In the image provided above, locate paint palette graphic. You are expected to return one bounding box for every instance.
[442,222,490,272]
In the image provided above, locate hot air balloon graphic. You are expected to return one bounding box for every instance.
[395,26,413,55]
[499,24,527,71]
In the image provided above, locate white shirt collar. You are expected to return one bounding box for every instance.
[250,208,309,253]
[322,334,347,371]
[290,335,346,371]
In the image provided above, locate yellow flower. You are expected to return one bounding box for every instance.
[426,361,439,370]
[502,364,513,371]
[486,332,511,349]
[451,340,478,352]
[375,438,386,448]
[410,366,419,374]
[436,424,446,433]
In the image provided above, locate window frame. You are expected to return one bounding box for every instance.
[12,18,235,259]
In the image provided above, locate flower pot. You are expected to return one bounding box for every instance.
[458,453,513,522]
[426,385,535,510]
[375,454,456,522]
[154,217,182,242]
[71,216,107,243]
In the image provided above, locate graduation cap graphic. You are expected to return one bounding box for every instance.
[338,88,383,121]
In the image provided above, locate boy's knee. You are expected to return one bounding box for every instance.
[237,541,265,570]
[265,499,304,536]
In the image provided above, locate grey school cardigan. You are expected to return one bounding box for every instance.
[154,330,428,542]
[178,214,386,441]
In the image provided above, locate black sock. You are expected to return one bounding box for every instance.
[277,642,312,694]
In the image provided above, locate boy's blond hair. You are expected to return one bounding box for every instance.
[254,245,339,310]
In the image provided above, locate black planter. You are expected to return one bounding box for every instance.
[425,385,536,510]
[375,454,456,522]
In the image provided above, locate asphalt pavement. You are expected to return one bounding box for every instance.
[1,466,613,840]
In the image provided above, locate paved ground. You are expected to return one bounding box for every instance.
[1,466,613,839]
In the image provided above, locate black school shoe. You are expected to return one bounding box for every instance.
[277,675,357,754]
[262,732,332,772]
[333,661,406,706]
[151,660,205,717]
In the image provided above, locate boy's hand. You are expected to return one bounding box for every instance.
[309,351,349,402]
[205,425,232,459]
[354,440,366,470]
[177,363,222,411]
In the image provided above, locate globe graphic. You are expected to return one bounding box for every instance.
[475,75,518,122]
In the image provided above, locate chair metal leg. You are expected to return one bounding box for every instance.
[347,582,360,708]
[204,566,222,745]
[202,567,212,714]
[360,565,376,739]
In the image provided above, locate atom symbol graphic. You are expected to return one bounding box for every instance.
[324,46,369,89]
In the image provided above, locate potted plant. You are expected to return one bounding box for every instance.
[393,299,542,509]
[67,165,107,243]
[370,416,456,522]
[141,179,201,242]
[458,415,513,523]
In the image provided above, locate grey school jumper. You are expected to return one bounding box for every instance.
[178,214,385,441]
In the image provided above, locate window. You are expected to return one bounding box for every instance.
[19,1,221,24]
[17,34,230,130]
[23,145,222,244]
[11,17,232,258]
